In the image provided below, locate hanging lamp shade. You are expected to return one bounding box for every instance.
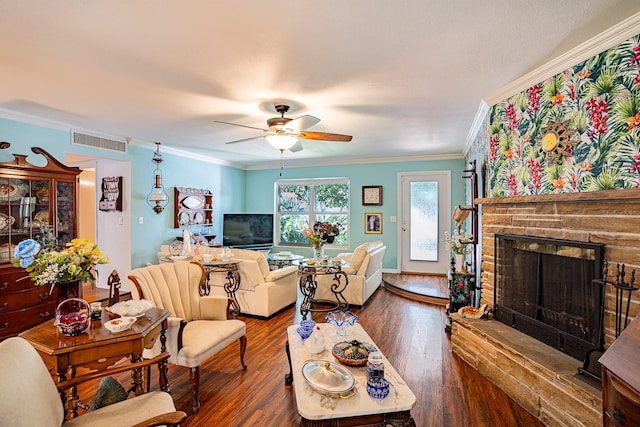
[146,142,169,214]
[265,134,298,151]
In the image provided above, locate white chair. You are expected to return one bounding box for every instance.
[314,240,386,306]
[0,336,186,427]
[128,261,247,413]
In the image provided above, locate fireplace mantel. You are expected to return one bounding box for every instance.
[476,187,640,205]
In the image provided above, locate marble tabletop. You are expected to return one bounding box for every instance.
[286,322,416,421]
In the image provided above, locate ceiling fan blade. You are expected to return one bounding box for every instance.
[288,141,304,152]
[296,131,353,142]
[285,115,320,132]
[224,135,266,145]
[213,120,269,132]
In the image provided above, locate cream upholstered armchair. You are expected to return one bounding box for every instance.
[314,240,386,306]
[0,337,187,427]
[128,261,247,414]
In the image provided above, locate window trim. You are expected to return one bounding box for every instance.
[275,177,350,249]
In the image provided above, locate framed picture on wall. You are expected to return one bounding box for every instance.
[365,212,382,234]
[362,185,382,206]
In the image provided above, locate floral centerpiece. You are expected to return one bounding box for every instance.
[303,221,341,260]
[303,221,341,249]
[444,229,473,255]
[11,237,110,294]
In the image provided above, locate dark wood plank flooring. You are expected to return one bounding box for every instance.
[76,277,543,427]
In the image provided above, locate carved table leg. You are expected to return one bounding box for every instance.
[299,271,317,320]
[284,340,293,385]
[330,271,350,310]
[158,322,170,392]
[224,264,241,318]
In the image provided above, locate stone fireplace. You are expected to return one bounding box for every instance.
[450,189,640,427]
[494,234,604,363]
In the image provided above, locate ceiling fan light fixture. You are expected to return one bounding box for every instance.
[266,134,298,151]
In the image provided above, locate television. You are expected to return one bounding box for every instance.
[222,213,274,249]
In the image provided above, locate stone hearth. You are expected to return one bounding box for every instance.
[451,316,601,426]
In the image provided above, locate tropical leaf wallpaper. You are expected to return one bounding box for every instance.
[471,34,640,197]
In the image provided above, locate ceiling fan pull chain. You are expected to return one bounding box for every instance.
[279,149,285,176]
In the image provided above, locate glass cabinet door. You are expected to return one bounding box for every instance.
[0,178,55,262]
[56,181,74,246]
[0,178,30,261]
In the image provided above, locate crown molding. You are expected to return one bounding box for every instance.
[0,108,73,132]
[485,11,640,106]
[463,100,489,156]
[128,140,242,168]
[245,152,465,171]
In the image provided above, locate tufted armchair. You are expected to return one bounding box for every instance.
[128,261,247,413]
[0,337,187,427]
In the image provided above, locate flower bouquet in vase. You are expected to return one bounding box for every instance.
[303,221,342,262]
[445,229,473,272]
[12,237,110,309]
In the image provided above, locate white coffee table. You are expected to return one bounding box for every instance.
[285,323,416,426]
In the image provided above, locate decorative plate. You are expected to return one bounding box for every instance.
[0,243,16,260]
[194,211,205,224]
[0,180,27,202]
[182,196,204,210]
[331,340,377,367]
[33,210,50,226]
[301,360,356,395]
[107,299,154,317]
[458,304,488,319]
[179,211,190,225]
[104,317,136,333]
[0,213,15,231]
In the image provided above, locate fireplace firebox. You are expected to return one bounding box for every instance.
[494,234,604,363]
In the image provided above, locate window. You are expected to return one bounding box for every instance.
[276,178,349,248]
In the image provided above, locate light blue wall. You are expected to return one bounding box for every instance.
[245,159,467,270]
[1,116,466,271]
[0,117,245,268]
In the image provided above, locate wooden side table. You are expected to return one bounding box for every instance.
[19,307,170,418]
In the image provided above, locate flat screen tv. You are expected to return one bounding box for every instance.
[222,213,274,249]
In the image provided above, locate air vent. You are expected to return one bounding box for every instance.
[71,131,127,153]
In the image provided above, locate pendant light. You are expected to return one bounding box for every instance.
[147,142,169,214]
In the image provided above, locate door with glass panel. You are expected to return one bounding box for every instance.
[399,171,451,274]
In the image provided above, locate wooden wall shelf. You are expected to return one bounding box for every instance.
[173,187,213,228]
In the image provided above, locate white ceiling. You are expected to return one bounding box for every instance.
[1,1,640,168]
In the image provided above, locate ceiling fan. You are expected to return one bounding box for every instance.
[213,104,353,153]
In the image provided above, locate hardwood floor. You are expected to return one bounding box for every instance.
[76,279,543,426]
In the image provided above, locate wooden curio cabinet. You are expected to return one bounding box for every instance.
[0,146,80,340]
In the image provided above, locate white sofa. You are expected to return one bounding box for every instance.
[314,240,386,306]
[206,248,298,318]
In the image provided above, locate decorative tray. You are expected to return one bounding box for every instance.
[107,299,154,317]
[103,316,137,333]
[457,304,488,319]
[301,360,356,397]
[331,340,377,367]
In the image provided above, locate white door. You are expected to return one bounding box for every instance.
[399,171,451,274]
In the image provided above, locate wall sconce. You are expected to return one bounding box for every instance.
[147,142,169,214]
